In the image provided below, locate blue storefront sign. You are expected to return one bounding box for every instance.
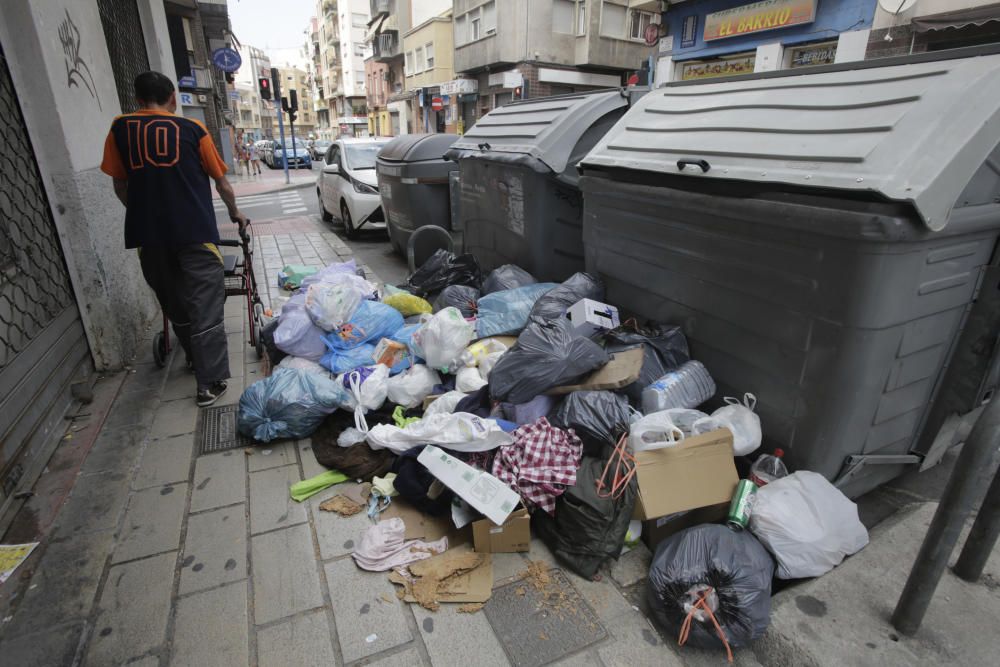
[212,47,242,73]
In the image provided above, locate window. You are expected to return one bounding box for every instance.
[425,43,434,69]
[455,15,466,44]
[415,46,425,72]
[600,1,627,39]
[356,71,366,88]
[553,0,575,35]
[471,16,481,41]
[456,1,496,45]
[577,1,587,35]
[352,13,367,28]
[405,51,413,75]
[354,44,366,57]
[629,9,654,41]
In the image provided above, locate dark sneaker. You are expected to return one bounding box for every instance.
[196,381,228,407]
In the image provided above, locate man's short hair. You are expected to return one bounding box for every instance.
[134,71,175,105]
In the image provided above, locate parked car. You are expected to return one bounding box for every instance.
[311,139,332,161]
[267,138,312,169]
[317,137,391,239]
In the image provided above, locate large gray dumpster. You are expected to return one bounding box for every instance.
[447,90,630,282]
[376,133,460,255]
[580,51,1000,498]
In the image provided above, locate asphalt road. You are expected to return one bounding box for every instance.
[212,184,409,286]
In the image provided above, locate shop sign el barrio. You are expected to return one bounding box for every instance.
[704,0,817,41]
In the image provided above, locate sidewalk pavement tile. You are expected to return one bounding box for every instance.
[552,651,603,666]
[128,657,160,667]
[365,647,425,667]
[170,582,249,667]
[297,439,326,480]
[308,486,371,559]
[190,451,247,512]
[256,610,337,667]
[492,551,530,583]
[323,557,413,663]
[413,602,508,666]
[248,440,296,472]
[249,464,305,535]
[52,470,130,537]
[79,424,147,477]
[251,524,324,624]
[0,622,85,667]
[0,528,115,637]
[85,552,175,665]
[133,434,194,490]
[608,544,651,588]
[112,483,188,563]
[102,389,160,431]
[149,399,199,439]
[597,610,685,667]
[179,505,247,595]
[162,369,196,402]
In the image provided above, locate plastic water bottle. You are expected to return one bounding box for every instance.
[749,449,788,486]
[641,360,716,414]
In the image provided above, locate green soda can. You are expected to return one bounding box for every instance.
[726,479,758,531]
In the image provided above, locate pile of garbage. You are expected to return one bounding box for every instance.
[243,249,869,660]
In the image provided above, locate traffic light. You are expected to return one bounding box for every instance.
[289,109,297,123]
[258,77,271,100]
[513,86,521,98]
[289,89,298,111]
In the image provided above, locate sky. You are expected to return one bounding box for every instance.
[228,0,317,63]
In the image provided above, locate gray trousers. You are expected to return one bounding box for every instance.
[140,244,230,389]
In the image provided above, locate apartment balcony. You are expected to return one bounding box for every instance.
[373,30,400,63]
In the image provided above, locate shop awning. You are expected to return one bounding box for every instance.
[912,3,1000,33]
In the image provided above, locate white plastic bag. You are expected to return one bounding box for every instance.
[693,393,762,457]
[274,309,327,361]
[386,364,440,409]
[411,307,475,373]
[628,410,686,452]
[460,339,509,381]
[338,365,390,432]
[277,356,331,376]
[456,366,488,392]
[304,275,373,331]
[749,471,869,579]
[367,412,513,454]
[423,391,467,417]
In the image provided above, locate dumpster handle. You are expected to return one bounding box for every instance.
[677,158,710,173]
[478,142,491,152]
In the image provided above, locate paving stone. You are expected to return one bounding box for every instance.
[492,551,530,584]
[52,469,131,537]
[170,582,249,667]
[103,389,160,431]
[126,656,161,667]
[1,529,115,637]
[112,483,188,563]
[148,398,199,439]
[162,368,197,401]
[86,552,175,665]
[249,464,305,535]
[133,434,194,489]
[251,524,324,624]
[179,505,247,595]
[413,601,508,667]
[0,621,85,666]
[190,450,247,512]
[256,610,336,667]
[365,647,426,666]
[551,650,604,666]
[324,557,412,663]
[608,543,652,588]
[308,485,371,559]
[248,440,297,472]
[297,438,326,480]
[79,424,147,476]
[596,609,684,667]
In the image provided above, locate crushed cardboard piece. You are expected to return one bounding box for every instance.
[382,501,457,542]
[390,546,493,611]
[319,495,363,516]
[458,602,485,614]
[545,347,643,395]
[472,507,530,553]
[417,446,521,525]
[518,561,586,620]
[380,593,394,604]
[522,560,552,591]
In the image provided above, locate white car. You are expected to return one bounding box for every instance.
[317,137,391,238]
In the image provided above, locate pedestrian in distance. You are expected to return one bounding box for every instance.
[237,142,251,177]
[248,141,262,175]
[101,70,248,407]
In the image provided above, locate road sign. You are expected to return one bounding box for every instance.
[431,96,444,111]
[178,75,197,88]
[212,47,242,72]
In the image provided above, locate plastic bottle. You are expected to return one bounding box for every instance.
[749,449,788,486]
[641,360,717,414]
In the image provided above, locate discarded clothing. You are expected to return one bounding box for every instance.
[290,470,349,502]
[351,518,448,572]
[310,408,395,482]
[492,418,583,515]
[391,446,454,517]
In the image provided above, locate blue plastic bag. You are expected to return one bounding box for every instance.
[475,283,557,338]
[322,300,404,352]
[238,368,347,442]
[320,343,377,374]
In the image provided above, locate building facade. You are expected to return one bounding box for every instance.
[369,0,414,136]
[236,44,276,138]
[270,66,317,139]
[404,7,456,133]
[866,0,1000,59]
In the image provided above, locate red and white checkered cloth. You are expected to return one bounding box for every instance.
[492,417,583,515]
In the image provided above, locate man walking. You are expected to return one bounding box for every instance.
[101,71,247,407]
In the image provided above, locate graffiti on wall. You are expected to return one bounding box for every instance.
[58,9,101,110]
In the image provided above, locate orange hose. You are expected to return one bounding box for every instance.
[677,587,734,663]
[596,432,637,499]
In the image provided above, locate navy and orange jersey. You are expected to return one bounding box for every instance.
[100,109,228,249]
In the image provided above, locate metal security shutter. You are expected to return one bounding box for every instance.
[0,44,89,528]
[97,0,150,114]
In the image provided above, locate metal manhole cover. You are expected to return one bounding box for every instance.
[484,568,608,667]
[195,404,253,455]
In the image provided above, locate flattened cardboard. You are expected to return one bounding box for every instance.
[546,347,643,395]
[632,429,738,520]
[472,508,531,553]
[417,446,521,525]
[390,546,493,604]
[381,500,471,545]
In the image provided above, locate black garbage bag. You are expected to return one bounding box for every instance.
[489,318,610,405]
[482,264,537,295]
[528,272,604,323]
[391,445,453,516]
[550,391,630,457]
[604,322,690,405]
[532,455,636,580]
[258,318,287,366]
[648,524,774,650]
[403,249,482,297]
[310,408,395,481]
[433,285,480,318]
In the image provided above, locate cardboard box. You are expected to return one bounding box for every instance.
[546,347,643,395]
[417,446,521,526]
[641,504,728,552]
[372,338,409,368]
[567,298,621,337]
[632,429,739,521]
[472,508,531,553]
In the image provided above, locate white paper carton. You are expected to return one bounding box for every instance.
[567,298,620,337]
[417,445,520,525]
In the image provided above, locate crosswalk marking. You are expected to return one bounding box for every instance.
[213,189,311,217]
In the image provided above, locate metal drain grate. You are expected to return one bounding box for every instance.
[195,404,253,455]
[484,568,608,667]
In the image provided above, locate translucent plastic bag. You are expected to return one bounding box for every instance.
[383,292,433,317]
[628,410,686,452]
[366,412,513,454]
[482,264,537,295]
[276,356,331,376]
[456,366,488,392]
[238,368,347,442]
[322,300,405,352]
[274,309,327,362]
[304,274,374,331]
[750,471,869,579]
[386,364,440,409]
[641,360,716,414]
[422,390,467,417]
[460,339,509,380]
[338,365,390,432]
[434,285,480,318]
[411,307,475,373]
[692,393,762,457]
[299,259,364,291]
[475,283,557,338]
[320,343,377,375]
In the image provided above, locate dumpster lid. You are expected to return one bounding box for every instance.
[451,89,628,175]
[581,53,1000,231]
[378,133,460,163]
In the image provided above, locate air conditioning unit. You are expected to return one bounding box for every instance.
[486,28,496,36]
[197,94,208,103]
